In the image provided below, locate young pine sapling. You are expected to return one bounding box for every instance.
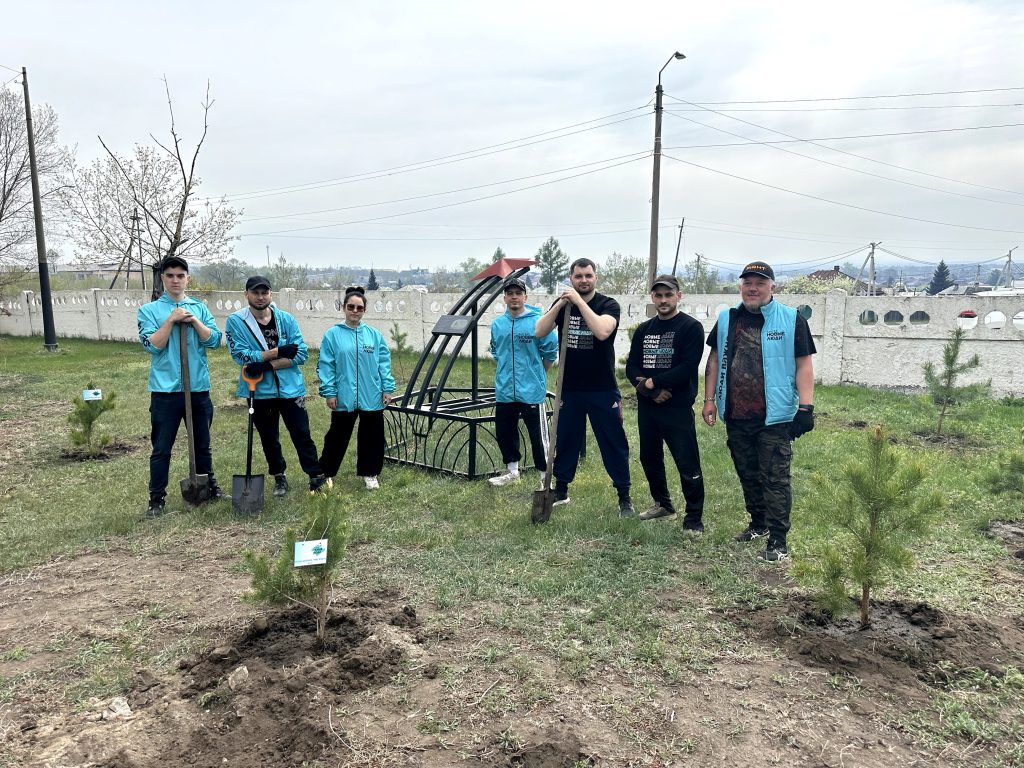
[922,327,990,436]
[68,383,117,457]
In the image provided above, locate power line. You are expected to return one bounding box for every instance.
[213,107,651,202]
[239,151,650,223]
[661,152,1024,235]
[665,111,1024,209]
[0,63,21,74]
[242,154,649,237]
[665,103,1024,112]
[664,104,1024,198]
[683,85,1024,105]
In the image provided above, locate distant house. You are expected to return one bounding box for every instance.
[935,282,997,296]
[807,265,877,294]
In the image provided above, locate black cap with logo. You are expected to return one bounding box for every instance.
[650,274,680,291]
[245,275,272,291]
[503,277,527,293]
[739,261,775,280]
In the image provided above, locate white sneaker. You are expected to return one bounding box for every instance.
[363,476,380,490]
[488,471,520,487]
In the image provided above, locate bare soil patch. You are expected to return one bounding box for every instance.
[58,439,146,462]
[987,519,1024,560]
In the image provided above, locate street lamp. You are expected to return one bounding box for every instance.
[648,51,685,293]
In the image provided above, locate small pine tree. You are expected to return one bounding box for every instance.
[535,236,568,294]
[243,493,351,644]
[492,246,507,262]
[795,427,942,629]
[926,260,954,295]
[367,268,379,291]
[922,327,990,436]
[68,383,118,457]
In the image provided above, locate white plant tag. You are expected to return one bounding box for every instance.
[294,539,328,567]
[83,389,103,401]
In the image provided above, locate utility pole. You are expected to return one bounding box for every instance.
[266,245,271,268]
[648,52,686,293]
[671,217,685,277]
[853,242,880,296]
[1001,246,1019,288]
[21,67,58,351]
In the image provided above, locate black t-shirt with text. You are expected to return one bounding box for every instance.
[625,312,705,408]
[554,293,620,392]
[706,303,815,420]
[256,313,279,350]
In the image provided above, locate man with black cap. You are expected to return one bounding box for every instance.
[625,275,706,531]
[702,261,816,561]
[487,277,559,486]
[137,255,224,517]
[225,275,327,497]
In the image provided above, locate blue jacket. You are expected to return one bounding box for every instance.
[225,306,309,399]
[137,293,222,393]
[713,299,798,426]
[489,305,557,404]
[317,322,396,412]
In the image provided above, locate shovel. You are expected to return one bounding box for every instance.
[531,311,571,525]
[179,323,211,505]
[232,369,266,516]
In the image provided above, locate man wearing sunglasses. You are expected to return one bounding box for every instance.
[225,275,327,497]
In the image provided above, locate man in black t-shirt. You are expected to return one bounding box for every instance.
[535,258,633,517]
[625,275,706,531]
[702,261,816,562]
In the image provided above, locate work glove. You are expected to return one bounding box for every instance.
[652,389,672,404]
[790,406,815,439]
[244,360,274,377]
[277,343,299,360]
[634,378,655,399]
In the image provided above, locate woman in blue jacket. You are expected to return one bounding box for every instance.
[317,287,396,490]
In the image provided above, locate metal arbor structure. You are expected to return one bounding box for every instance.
[383,258,548,478]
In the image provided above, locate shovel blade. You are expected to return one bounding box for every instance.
[231,474,265,516]
[180,474,211,506]
[530,489,553,525]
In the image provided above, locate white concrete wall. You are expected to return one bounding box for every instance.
[2,288,1022,395]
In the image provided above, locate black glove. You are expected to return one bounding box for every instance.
[634,378,655,399]
[652,388,672,404]
[790,406,815,439]
[244,360,274,377]
[277,343,299,360]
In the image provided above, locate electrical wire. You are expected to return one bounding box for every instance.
[661,152,1024,235]
[665,111,1024,209]
[242,154,649,237]
[212,106,651,202]
[239,151,650,223]
[0,63,20,74]
[682,85,1024,105]
[665,103,1024,112]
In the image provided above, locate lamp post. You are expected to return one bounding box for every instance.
[647,52,685,293]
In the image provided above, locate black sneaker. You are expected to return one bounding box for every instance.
[638,505,675,521]
[274,474,289,497]
[308,474,329,494]
[682,519,705,536]
[734,525,770,542]
[552,487,571,507]
[145,498,166,519]
[763,541,790,562]
[208,482,227,501]
[618,498,636,518]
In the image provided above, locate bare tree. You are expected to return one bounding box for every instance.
[0,89,69,296]
[67,79,240,297]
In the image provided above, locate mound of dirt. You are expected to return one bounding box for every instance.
[987,519,1024,560]
[741,596,1024,697]
[18,590,421,768]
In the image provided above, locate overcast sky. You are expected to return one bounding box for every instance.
[5,0,1023,277]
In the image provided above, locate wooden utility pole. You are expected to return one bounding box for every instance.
[671,217,685,277]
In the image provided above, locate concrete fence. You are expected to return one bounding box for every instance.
[2,288,1023,396]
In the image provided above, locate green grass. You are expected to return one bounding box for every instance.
[3,334,1024,762]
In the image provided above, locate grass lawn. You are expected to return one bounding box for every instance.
[1,334,1023,767]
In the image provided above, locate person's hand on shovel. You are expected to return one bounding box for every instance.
[245,360,274,377]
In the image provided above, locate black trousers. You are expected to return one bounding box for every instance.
[725,419,793,544]
[637,402,704,522]
[494,401,548,471]
[251,397,323,477]
[319,409,386,478]
[149,391,214,500]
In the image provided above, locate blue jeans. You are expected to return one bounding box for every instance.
[553,389,630,496]
[149,391,214,500]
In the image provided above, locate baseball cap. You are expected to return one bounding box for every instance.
[245,275,272,291]
[650,274,680,291]
[739,261,775,280]
[503,277,527,293]
[158,256,189,273]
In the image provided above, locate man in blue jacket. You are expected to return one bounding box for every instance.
[488,277,558,486]
[137,256,223,518]
[702,261,816,561]
[225,275,327,497]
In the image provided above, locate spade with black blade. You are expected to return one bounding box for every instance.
[232,369,265,516]
[179,322,211,505]
[531,310,571,525]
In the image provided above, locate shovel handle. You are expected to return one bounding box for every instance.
[242,369,264,392]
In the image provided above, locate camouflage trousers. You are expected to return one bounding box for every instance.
[725,419,793,544]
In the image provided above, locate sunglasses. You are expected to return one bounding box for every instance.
[345,304,365,312]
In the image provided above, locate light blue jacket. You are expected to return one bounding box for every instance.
[713,299,798,426]
[317,322,396,412]
[137,293,222,393]
[489,305,557,404]
[225,306,309,399]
